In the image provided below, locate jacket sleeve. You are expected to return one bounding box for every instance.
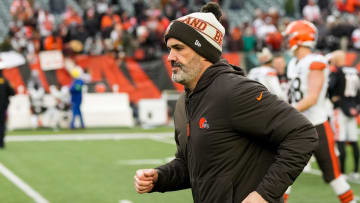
[152,130,191,192]
[151,94,191,192]
[227,79,318,202]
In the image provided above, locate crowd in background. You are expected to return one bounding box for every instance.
[3,0,360,65]
[2,0,360,130]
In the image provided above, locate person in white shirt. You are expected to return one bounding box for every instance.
[248,48,287,100]
[284,20,356,203]
[303,0,321,23]
[272,54,289,100]
[328,50,360,180]
[351,28,360,50]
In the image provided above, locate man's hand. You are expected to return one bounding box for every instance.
[242,191,268,203]
[134,169,158,194]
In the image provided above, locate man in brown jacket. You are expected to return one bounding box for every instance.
[134,3,319,203]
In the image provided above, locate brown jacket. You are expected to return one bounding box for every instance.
[153,60,318,203]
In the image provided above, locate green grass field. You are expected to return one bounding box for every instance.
[0,127,359,203]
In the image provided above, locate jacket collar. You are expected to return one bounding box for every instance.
[185,59,245,97]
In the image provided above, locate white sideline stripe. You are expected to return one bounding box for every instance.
[0,163,49,203]
[149,135,176,145]
[119,159,164,165]
[118,157,174,165]
[119,200,133,203]
[303,168,360,185]
[5,133,173,142]
[304,169,360,200]
[303,168,322,176]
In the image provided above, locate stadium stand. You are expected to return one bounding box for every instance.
[1,0,360,129]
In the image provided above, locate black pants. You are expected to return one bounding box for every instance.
[0,111,6,148]
[337,141,360,173]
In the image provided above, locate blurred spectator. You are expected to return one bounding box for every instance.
[96,0,109,15]
[95,82,107,93]
[37,9,55,37]
[227,26,243,52]
[110,24,135,57]
[0,69,15,149]
[134,25,158,61]
[49,0,66,14]
[163,0,177,20]
[253,9,265,32]
[351,27,360,50]
[10,0,33,22]
[81,68,92,83]
[316,15,340,51]
[303,0,321,23]
[248,48,286,100]
[255,17,277,48]
[70,68,85,129]
[144,9,170,49]
[66,24,88,51]
[328,16,356,50]
[272,54,289,97]
[268,7,280,26]
[265,31,283,52]
[27,69,42,89]
[101,7,122,39]
[242,27,256,52]
[120,10,137,32]
[27,30,41,55]
[50,85,71,129]
[328,50,360,179]
[10,23,34,53]
[84,7,100,39]
[63,6,83,27]
[343,0,360,13]
[44,30,63,51]
[28,82,46,129]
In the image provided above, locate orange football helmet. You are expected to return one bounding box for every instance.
[284,20,318,52]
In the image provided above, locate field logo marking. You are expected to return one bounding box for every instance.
[0,162,49,203]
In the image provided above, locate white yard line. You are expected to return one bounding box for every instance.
[303,168,360,188]
[5,133,173,142]
[118,159,165,165]
[148,134,176,145]
[119,200,133,203]
[118,157,174,165]
[0,163,49,203]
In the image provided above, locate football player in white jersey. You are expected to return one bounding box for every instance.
[328,50,360,180]
[284,20,356,203]
[248,48,287,100]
